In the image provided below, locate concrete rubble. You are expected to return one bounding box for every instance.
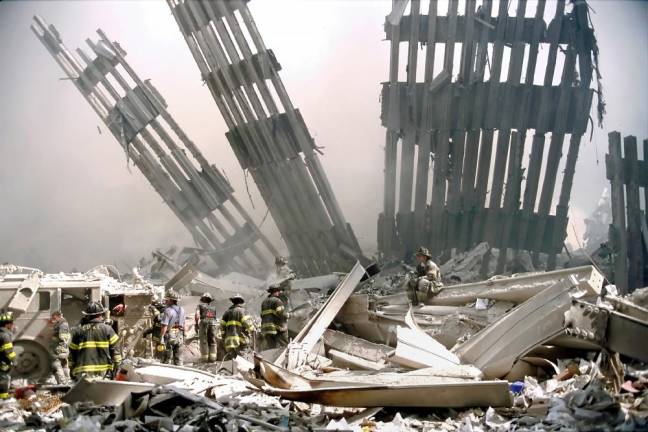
[1,229,646,432]
[1,0,645,429]
[1,256,648,431]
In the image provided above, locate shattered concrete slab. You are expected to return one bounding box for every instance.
[130,362,219,386]
[322,329,391,371]
[373,300,517,348]
[387,308,462,370]
[455,276,583,379]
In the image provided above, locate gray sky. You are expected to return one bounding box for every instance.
[0,0,646,273]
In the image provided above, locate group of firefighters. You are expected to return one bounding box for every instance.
[144,256,295,366]
[0,256,295,399]
[0,250,440,400]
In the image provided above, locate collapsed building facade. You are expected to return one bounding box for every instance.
[3,258,648,430]
[166,0,364,275]
[378,0,601,275]
[607,131,648,294]
[32,17,278,277]
[1,0,648,430]
[31,0,606,282]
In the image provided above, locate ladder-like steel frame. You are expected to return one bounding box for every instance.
[33,16,278,275]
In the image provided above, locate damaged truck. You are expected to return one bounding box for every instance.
[0,265,157,380]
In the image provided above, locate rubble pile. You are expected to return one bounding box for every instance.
[55,381,314,432]
[0,265,43,278]
[0,259,647,431]
[3,0,642,428]
[2,369,647,431]
[628,287,648,309]
[0,264,164,298]
[133,246,234,288]
[362,241,542,301]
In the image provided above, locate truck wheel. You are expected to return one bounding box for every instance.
[12,340,50,380]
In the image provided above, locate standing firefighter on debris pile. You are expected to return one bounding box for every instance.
[143,300,165,361]
[273,256,295,304]
[220,294,255,358]
[159,291,185,366]
[0,312,16,400]
[49,310,71,384]
[69,302,122,380]
[260,286,289,350]
[406,246,443,306]
[195,293,218,362]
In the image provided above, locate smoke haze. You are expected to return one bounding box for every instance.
[0,0,646,272]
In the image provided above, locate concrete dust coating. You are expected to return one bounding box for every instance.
[0,0,646,429]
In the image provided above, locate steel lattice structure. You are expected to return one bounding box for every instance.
[167,0,364,275]
[33,16,278,275]
[379,0,600,273]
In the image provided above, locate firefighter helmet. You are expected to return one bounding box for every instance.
[229,294,245,304]
[415,246,432,258]
[0,311,14,324]
[82,301,107,316]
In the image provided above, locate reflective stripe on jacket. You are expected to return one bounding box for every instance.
[0,328,15,371]
[220,305,254,349]
[260,296,287,336]
[69,318,121,376]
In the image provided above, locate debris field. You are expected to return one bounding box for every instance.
[1,0,648,431]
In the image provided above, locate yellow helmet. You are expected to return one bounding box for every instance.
[0,311,15,324]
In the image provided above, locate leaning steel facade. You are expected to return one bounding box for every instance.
[379,0,600,273]
[167,0,363,276]
[32,16,278,275]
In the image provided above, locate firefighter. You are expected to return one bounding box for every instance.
[49,310,71,384]
[195,293,218,362]
[159,291,185,366]
[406,246,443,306]
[0,312,16,400]
[273,256,296,306]
[219,294,255,358]
[142,301,165,360]
[69,302,122,380]
[260,286,289,350]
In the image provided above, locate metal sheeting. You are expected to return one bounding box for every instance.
[454,275,582,379]
[253,357,512,408]
[276,261,365,369]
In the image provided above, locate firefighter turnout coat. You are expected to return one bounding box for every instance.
[260,295,288,336]
[69,317,122,378]
[220,304,254,351]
